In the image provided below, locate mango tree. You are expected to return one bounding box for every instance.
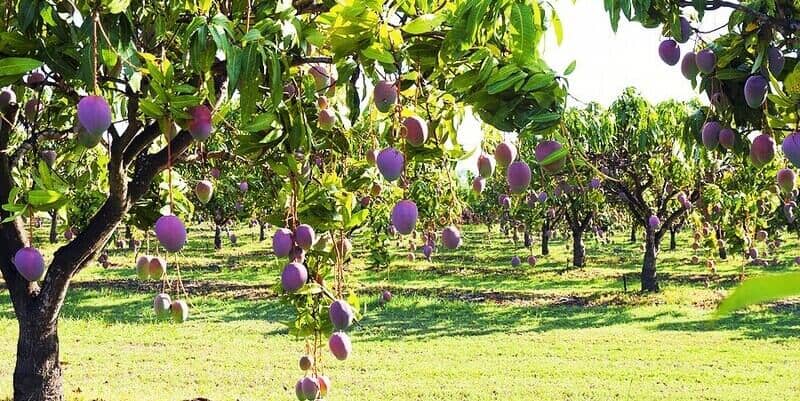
[0,0,569,399]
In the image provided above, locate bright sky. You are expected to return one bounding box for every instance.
[455,2,731,176]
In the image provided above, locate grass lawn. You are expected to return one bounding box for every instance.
[1,224,799,400]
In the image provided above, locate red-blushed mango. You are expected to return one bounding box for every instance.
[335,237,352,258]
[701,121,720,150]
[695,49,716,74]
[13,247,45,281]
[750,134,775,168]
[299,355,314,371]
[472,177,485,194]
[658,39,680,65]
[510,256,521,267]
[402,116,428,146]
[153,293,171,318]
[441,226,462,249]
[294,224,316,250]
[329,332,352,361]
[281,262,308,293]
[527,255,537,266]
[391,200,418,235]
[506,161,531,193]
[376,147,405,181]
[648,215,660,229]
[195,180,213,204]
[77,95,112,135]
[149,256,167,279]
[273,228,294,257]
[154,215,187,252]
[494,142,516,167]
[366,149,378,165]
[681,52,698,80]
[477,153,495,178]
[373,80,397,113]
[744,75,768,108]
[781,131,800,168]
[329,299,355,330]
[309,65,332,91]
[675,17,692,43]
[136,255,151,280]
[0,87,16,111]
[719,128,735,150]
[187,105,213,140]
[777,168,796,194]
[300,377,319,400]
[318,108,335,131]
[170,300,189,323]
[318,375,331,396]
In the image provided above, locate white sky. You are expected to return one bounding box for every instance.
[455,2,731,176]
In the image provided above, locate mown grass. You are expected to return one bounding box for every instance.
[1,224,799,400]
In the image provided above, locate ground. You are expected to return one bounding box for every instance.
[1,224,799,400]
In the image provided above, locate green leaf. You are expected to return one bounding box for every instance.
[0,57,43,76]
[716,272,800,317]
[360,43,394,64]
[27,189,62,206]
[243,113,276,132]
[509,3,537,65]
[402,13,446,34]
[239,44,262,124]
[552,8,563,46]
[102,0,130,14]
[564,60,577,76]
[536,145,568,166]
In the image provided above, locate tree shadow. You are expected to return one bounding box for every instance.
[652,303,800,341]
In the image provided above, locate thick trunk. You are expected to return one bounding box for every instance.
[48,211,57,244]
[641,227,659,292]
[214,225,222,250]
[541,223,550,256]
[572,228,585,268]
[259,222,266,242]
[14,319,64,401]
[630,225,636,243]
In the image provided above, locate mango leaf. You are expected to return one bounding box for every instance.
[402,14,446,34]
[28,189,62,206]
[360,43,394,64]
[564,60,577,76]
[536,145,569,166]
[243,113,276,132]
[103,0,130,13]
[345,209,369,229]
[0,57,42,76]
[509,3,537,65]
[716,272,800,317]
[551,8,563,46]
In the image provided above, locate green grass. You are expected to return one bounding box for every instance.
[1,225,800,400]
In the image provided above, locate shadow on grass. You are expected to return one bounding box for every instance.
[652,304,800,341]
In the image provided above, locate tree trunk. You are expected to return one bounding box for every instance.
[14,318,64,401]
[259,222,266,242]
[669,226,677,251]
[48,211,57,244]
[716,226,727,259]
[541,223,550,256]
[214,225,222,250]
[641,227,659,292]
[630,225,636,243]
[572,228,585,268]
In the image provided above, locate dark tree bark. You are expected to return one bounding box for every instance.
[259,221,267,242]
[642,226,659,292]
[14,318,63,401]
[669,226,677,251]
[541,221,550,256]
[572,227,585,268]
[214,225,222,250]
[630,225,637,243]
[716,226,727,259]
[48,211,57,244]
